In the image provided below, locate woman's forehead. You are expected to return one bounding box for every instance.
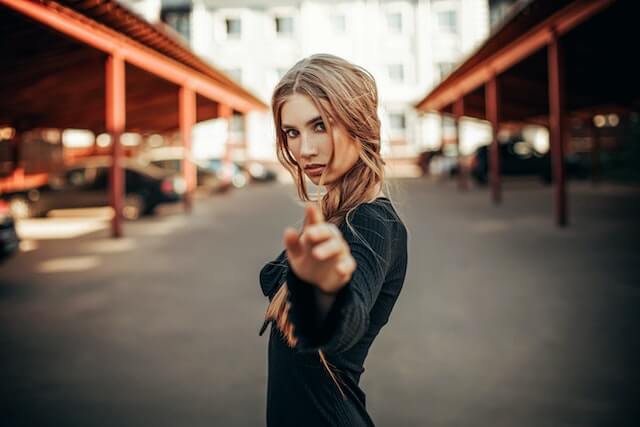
[281,94,320,124]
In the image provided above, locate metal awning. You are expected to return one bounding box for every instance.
[0,0,267,237]
[414,0,638,226]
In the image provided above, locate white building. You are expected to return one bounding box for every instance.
[122,0,490,162]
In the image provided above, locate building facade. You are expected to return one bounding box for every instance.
[123,0,490,162]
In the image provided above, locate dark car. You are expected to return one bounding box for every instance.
[470,140,590,185]
[470,140,548,184]
[1,157,185,220]
[148,158,223,193]
[0,200,20,262]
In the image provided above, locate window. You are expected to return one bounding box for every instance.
[225,17,242,39]
[275,16,294,36]
[387,64,404,83]
[161,7,191,41]
[437,62,455,79]
[386,12,402,34]
[225,68,242,82]
[389,113,406,131]
[437,10,457,33]
[330,14,346,34]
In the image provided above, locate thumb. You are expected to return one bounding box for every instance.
[304,203,325,226]
[283,227,303,258]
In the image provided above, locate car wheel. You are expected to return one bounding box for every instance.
[123,194,146,220]
[9,197,32,219]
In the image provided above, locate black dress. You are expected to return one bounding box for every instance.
[259,197,408,426]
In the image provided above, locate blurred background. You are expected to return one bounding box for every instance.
[1,0,639,425]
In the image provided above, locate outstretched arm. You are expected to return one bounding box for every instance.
[284,203,392,354]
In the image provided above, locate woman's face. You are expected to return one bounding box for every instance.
[280,94,360,186]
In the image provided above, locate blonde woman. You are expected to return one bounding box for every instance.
[259,54,408,426]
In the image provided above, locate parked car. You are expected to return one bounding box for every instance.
[147,157,223,193]
[1,157,185,220]
[0,200,20,262]
[204,159,250,189]
[470,140,547,184]
[239,162,278,183]
[418,144,461,178]
[470,139,590,185]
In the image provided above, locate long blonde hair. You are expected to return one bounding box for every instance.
[264,54,387,398]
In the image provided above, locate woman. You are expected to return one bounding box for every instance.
[259,54,408,426]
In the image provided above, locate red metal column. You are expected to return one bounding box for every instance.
[548,30,568,226]
[242,113,250,160]
[453,97,468,191]
[437,114,447,184]
[180,86,196,212]
[218,104,233,186]
[106,54,125,238]
[485,74,502,204]
[591,119,600,185]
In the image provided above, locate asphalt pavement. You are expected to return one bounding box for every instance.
[1,177,639,426]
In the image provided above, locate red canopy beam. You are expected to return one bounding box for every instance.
[547,30,568,226]
[180,86,196,213]
[106,53,125,237]
[485,74,502,205]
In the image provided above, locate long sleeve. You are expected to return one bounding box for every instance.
[286,203,394,354]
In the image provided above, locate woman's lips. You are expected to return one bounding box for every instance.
[305,166,325,177]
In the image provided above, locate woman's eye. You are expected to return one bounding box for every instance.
[285,129,299,138]
[313,122,326,132]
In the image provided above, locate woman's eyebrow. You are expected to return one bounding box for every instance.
[282,116,323,129]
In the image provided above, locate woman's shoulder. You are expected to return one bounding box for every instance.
[347,197,404,227]
[341,197,407,242]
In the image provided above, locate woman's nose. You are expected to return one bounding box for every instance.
[300,133,318,157]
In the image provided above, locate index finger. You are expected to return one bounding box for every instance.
[304,203,325,227]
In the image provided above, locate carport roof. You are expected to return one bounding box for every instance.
[415,0,635,123]
[0,0,267,132]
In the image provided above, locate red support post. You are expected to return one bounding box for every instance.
[218,103,233,185]
[242,113,249,161]
[106,54,125,238]
[485,74,502,204]
[180,86,196,212]
[453,97,468,191]
[548,30,568,226]
[591,120,600,185]
[438,114,447,184]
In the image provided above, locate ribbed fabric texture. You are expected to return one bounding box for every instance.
[260,197,408,427]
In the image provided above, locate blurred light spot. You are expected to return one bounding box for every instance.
[19,239,38,252]
[121,133,142,146]
[513,141,532,157]
[593,115,606,128]
[96,133,112,148]
[606,113,619,127]
[0,127,16,140]
[16,217,109,240]
[147,134,164,147]
[62,129,94,148]
[42,129,61,143]
[38,256,100,273]
[47,207,113,219]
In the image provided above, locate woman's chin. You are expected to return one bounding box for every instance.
[308,174,330,185]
